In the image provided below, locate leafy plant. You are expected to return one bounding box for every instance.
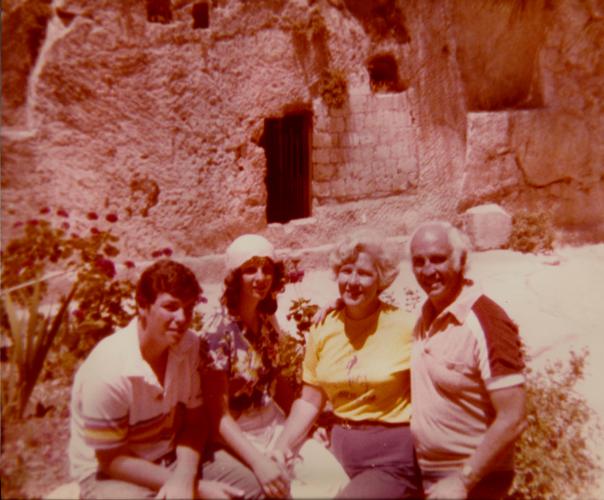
[319,68,348,108]
[2,275,76,418]
[508,211,554,253]
[1,209,136,418]
[309,7,328,41]
[507,349,602,499]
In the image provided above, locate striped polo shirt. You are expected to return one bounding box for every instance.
[410,283,525,472]
[68,320,203,482]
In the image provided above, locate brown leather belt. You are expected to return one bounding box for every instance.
[332,416,409,430]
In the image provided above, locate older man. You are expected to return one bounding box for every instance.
[409,221,526,500]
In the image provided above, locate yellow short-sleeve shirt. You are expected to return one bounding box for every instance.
[303,302,413,424]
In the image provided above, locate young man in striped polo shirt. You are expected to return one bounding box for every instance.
[68,259,259,499]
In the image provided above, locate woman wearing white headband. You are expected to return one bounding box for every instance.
[200,234,348,499]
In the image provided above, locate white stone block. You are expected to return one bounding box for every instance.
[462,204,512,250]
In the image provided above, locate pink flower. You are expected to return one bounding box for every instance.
[124,260,135,269]
[39,207,50,214]
[151,250,163,258]
[90,227,100,235]
[163,247,173,257]
[87,212,99,220]
[95,256,116,278]
[57,209,69,217]
[287,269,305,283]
[105,213,118,223]
[61,222,70,230]
[27,219,39,226]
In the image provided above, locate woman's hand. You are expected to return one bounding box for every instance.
[253,454,290,498]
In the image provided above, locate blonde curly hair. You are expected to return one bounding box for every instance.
[329,229,400,292]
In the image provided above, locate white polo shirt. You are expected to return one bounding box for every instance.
[68,320,203,481]
[410,283,525,472]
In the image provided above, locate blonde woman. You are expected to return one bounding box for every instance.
[274,230,423,498]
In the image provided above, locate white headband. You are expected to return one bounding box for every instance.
[225,234,276,271]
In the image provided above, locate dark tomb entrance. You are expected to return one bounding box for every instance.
[263,113,312,224]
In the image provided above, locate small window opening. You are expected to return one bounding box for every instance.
[192,2,210,29]
[368,54,406,93]
[147,0,172,24]
[262,113,312,224]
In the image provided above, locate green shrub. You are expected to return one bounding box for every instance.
[508,212,554,253]
[309,7,328,41]
[507,350,602,499]
[319,68,348,108]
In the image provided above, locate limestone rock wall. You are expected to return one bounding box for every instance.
[2,0,602,266]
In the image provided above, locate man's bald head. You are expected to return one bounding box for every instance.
[409,221,471,311]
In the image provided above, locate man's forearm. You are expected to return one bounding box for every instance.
[103,454,173,491]
[462,387,526,489]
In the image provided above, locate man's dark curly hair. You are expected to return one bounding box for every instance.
[136,259,202,309]
[221,257,286,316]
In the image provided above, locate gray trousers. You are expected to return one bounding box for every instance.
[331,423,423,499]
[79,449,262,499]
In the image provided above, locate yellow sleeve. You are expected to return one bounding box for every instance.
[397,310,414,368]
[302,325,320,387]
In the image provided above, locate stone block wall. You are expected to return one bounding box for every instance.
[312,88,418,203]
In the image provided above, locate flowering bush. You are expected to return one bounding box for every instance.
[275,258,317,395]
[1,208,136,418]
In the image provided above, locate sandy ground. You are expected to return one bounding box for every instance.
[38,243,604,499]
[199,243,604,497]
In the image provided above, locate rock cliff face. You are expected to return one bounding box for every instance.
[2,0,603,262]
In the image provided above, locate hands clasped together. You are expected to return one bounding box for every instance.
[251,448,299,498]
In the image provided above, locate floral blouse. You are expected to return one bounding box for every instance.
[200,307,294,414]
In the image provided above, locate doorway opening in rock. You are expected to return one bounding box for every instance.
[263,113,312,224]
[192,2,209,29]
[146,0,172,23]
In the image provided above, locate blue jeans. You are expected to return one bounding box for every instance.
[331,423,423,499]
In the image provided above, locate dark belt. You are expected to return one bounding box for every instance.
[333,416,409,430]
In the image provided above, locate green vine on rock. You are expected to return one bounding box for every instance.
[319,68,348,109]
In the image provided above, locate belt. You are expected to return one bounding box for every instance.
[333,416,409,430]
